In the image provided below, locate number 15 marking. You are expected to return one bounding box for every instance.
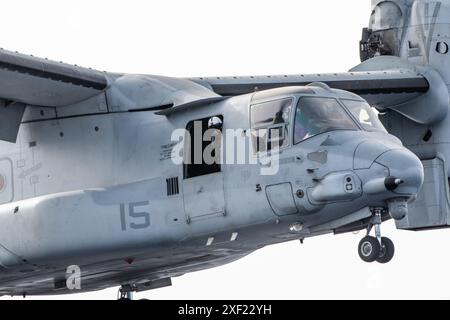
[120,201,150,231]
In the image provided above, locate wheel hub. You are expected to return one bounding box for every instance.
[361,241,373,257]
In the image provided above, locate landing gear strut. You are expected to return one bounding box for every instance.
[118,287,134,300]
[358,208,395,264]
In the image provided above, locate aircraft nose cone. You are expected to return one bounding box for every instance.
[375,149,424,196]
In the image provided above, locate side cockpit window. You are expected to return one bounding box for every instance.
[340,99,386,133]
[294,97,358,144]
[250,98,293,153]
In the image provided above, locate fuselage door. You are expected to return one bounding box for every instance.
[182,116,226,222]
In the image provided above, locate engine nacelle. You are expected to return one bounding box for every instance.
[360,0,450,231]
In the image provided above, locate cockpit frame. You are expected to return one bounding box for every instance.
[248,86,386,154]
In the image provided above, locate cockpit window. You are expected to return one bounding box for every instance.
[251,98,293,153]
[341,99,386,133]
[251,98,292,128]
[294,97,358,144]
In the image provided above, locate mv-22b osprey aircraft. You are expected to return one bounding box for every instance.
[0,0,449,298]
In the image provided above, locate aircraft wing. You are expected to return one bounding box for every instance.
[0,48,108,107]
[190,71,428,95]
[0,49,109,142]
[189,61,449,127]
[189,70,429,109]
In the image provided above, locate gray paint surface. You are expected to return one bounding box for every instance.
[0,0,448,297]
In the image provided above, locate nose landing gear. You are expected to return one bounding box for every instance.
[376,237,395,264]
[357,208,395,264]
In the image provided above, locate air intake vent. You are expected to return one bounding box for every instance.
[166,177,179,196]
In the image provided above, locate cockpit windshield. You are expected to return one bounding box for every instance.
[294,97,358,144]
[340,99,387,133]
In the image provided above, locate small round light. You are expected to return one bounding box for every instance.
[436,42,449,54]
[290,223,304,233]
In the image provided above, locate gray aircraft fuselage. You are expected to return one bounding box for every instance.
[0,81,422,295]
[6,0,450,297]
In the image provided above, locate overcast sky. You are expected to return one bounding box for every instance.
[3,0,450,300]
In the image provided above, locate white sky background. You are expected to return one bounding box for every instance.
[2,0,450,300]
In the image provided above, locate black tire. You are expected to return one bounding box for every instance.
[376,237,395,264]
[358,236,381,263]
